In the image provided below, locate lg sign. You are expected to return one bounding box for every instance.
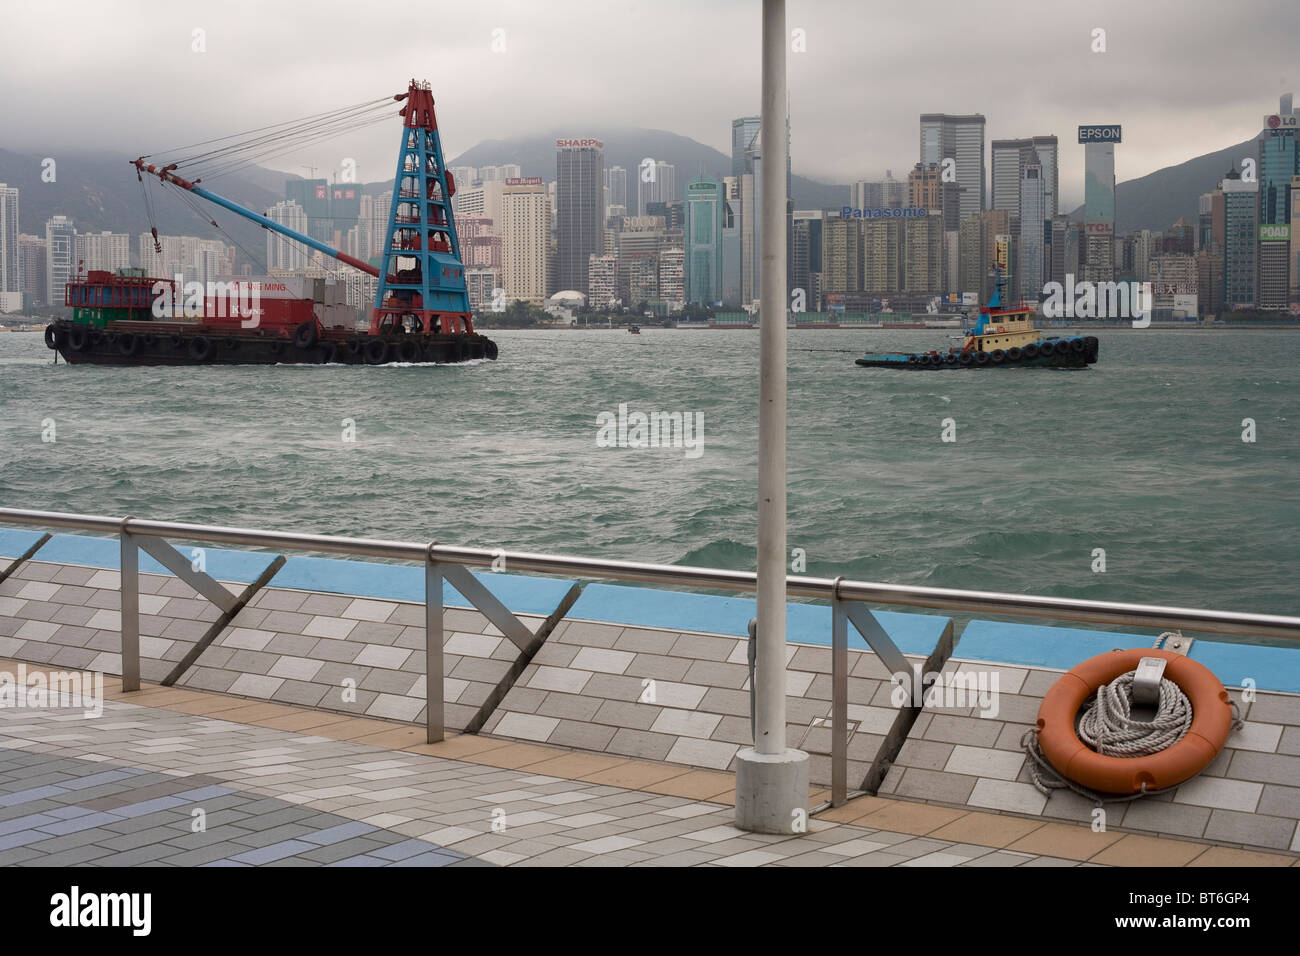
[1078,125,1122,143]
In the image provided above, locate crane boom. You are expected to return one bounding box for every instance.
[131,160,379,278]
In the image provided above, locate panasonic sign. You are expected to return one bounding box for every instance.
[1078,125,1122,143]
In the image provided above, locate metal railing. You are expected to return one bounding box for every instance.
[3,506,1299,807]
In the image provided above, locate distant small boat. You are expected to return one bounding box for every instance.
[628,325,641,335]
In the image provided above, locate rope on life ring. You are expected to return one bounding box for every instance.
[1021,634,1241,805]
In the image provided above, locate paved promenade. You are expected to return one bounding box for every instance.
[2,661,1295,867]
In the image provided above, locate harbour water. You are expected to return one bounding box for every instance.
[1,327,1296,616]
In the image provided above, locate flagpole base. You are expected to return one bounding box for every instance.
[734,747,810,834]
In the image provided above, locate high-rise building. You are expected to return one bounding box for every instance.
[45,215,77,307]
[720,176,742,305]
[981,210,1011,301]
[76,231,130,273]
[587,254,618,309]
[1290,174,1300,299]
[0,184,18,296]
[852,172,905,212]
[284,179,331,244]
[919,114,986,221]
[862,219,901,294]
[19,235,47,308]
[501,178,550,304]
[464,268,501,312]
[903,215,944,294]
[908,163,959,229]
[265,201,308,271]
[454,181,505,230]
[556,139,604,296]
[1257,107,1299,308]
[1221,169,1258,308]
[820,218,861,294]
[1198,193,1215,252]
[1017,164,1045,301]
[605,166,628,213]
[731,116,761,176]
[658,247,685,305]
[637,160,676,217]
[1080,124,1120,282]
[683,175,723,305]
[1196,250,1225,316]
[958,213,985,300]
[991,136,1059,224]
[791,210,823,307]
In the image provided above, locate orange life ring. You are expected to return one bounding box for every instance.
[1035,648,1232,795]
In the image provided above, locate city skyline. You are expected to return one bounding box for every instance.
[2,1,1297,212]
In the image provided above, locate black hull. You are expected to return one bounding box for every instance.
[45,321,497,367]
[856,336,1099,370]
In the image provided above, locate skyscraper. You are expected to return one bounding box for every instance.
[1257,107,1299,309]
[76,232,131,273]
[1017,164,1045,302]
[637,160,676,217]
[731,116,760,176]
[501,178,550,304]
[556,139,604,296]
[265,201,308,271]
[1080,124,1121,282]
[919,114,986,221]
[45,215,76,307]
[0,184,18,297]
[605,166,628,212]
[1221,169,1258,308]
[683,175,722,305]
[19,235,47,308]
[991,137,1059,223]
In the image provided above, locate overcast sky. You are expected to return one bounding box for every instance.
[3,0,1297,207]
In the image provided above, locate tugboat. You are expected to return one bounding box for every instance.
[43,80,497,367]
[855,272,1098,370]
[628,324,641,335]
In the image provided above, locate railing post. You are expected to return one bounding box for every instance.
[831,582,848,808]
[119,518,140,692]
[425,545,444,743]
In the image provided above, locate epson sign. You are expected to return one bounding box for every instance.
[1078,125,1122,144]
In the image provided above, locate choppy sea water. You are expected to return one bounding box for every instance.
[1,327,1296,618]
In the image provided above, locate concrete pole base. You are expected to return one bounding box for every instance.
[733,747,810,834]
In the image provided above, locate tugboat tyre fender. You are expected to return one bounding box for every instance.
[44,324,62,350]
[485,339,499,361]
[1007,346,1022,361]
[117,333,140,357]
[958,352,973,366]
[398,339,420,363]
[990,349,1005,364]
[319,342,337,364]
[269,339,286,357]
[1070,337,1086,353]
[1022,343,1039,359]
[1039,341,1055,356]
[169,333,183,350]
[189,335,214,362]
[974,351,989,365]
[347,336,364,355]
[364,338,389,365]
[68,326,91,352]
[293,321,319,350]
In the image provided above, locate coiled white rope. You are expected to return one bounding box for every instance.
[1022,633,1240,805]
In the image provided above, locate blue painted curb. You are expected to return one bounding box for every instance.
[957,620,1300,694]
[0,530,47,561]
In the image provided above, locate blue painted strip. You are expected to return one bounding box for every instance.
[568,583,950,656]
[29,533,277,584]
[0,529,45,560]
[268,555,575,617]
[956,620,1300,694]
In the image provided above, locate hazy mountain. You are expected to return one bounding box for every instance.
[0,148,282,259]
[1067,137,1255,233]
[448,126,851,210]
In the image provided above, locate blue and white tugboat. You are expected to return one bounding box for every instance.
[855,274,1099,370]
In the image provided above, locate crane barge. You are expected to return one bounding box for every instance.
[43,80,498,366]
